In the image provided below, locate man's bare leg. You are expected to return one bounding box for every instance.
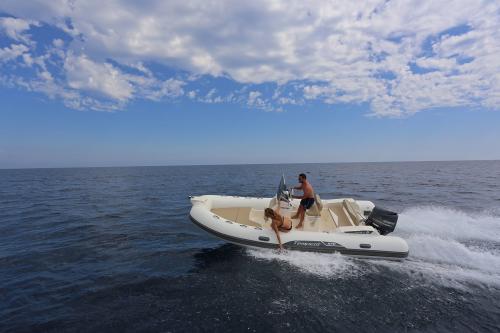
[291,205,303,220]
[296,209,306,229]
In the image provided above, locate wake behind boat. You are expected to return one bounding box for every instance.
[189,176,409,259]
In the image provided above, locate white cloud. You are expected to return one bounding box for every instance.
[303,85,330,100]
[52,38,64,48]
[247,90,274,111]
[145,78,185,100]
[64,53,134,101]
[415,58,456,71]
[21,52,33,66]
[0,44,29,62]
[278,97,300,105]
[206,88,216,99]
[0,17,38,43]
[61,53,187,106]
[248,91,262,105]
[0,0,499,115]
[38,70,52,82]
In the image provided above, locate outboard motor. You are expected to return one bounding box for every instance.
[365,207,398,235]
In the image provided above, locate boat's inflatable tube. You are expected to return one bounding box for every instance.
[189,195,409,259]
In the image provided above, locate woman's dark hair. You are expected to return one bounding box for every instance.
[264,208,276,219]
[299,173,307,179]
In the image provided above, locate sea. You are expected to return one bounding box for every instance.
[1,161,499,332]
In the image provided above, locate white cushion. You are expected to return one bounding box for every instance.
[343,199,365,225]
[328,208,339,227]
[249,208,267,226]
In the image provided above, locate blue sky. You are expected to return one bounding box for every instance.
[1,1,500,168]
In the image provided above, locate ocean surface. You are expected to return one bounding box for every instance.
[1,161,500,332]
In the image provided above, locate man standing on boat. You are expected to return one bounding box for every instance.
[291,173,315,229]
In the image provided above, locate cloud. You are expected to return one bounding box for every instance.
[0,17,38,43]
[0,43,29,62]
[64,53,134,101]
[144,78,186,101]
[0,1,499,116]
[247,90,277,111]
[248,91,262,105]
[57,52,189,108]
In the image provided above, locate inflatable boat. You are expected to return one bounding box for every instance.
[189,178,409,259]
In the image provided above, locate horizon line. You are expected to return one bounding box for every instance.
[1,158,499,171]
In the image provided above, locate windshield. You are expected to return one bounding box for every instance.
[276,175,289,201]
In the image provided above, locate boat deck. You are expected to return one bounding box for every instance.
[211,201,363,232]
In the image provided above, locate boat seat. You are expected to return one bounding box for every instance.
[318,208,336,231]
[249,208,268,226]
[328,208,339,228]
[211,207,261,227]
[342,199,365,225]
[306,194,323,217]
[328,203,356,227]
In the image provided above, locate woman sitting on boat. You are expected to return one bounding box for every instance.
[264,205,293,250]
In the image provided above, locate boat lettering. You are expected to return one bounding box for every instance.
[294,241,321,247]
[294,241,341,247]
[322,241,341,247]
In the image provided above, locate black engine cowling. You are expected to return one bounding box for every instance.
[365,207,398,235]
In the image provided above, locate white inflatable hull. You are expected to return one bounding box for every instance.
[189,195,409,259]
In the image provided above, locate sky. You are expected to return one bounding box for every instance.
[1,0,500,168]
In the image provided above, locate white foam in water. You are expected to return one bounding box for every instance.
[247,206,500,289]
[392,206,500,288]
[397,206,500,242]
[247,248,362,278]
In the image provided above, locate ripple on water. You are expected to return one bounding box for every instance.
[1,162,500,332]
